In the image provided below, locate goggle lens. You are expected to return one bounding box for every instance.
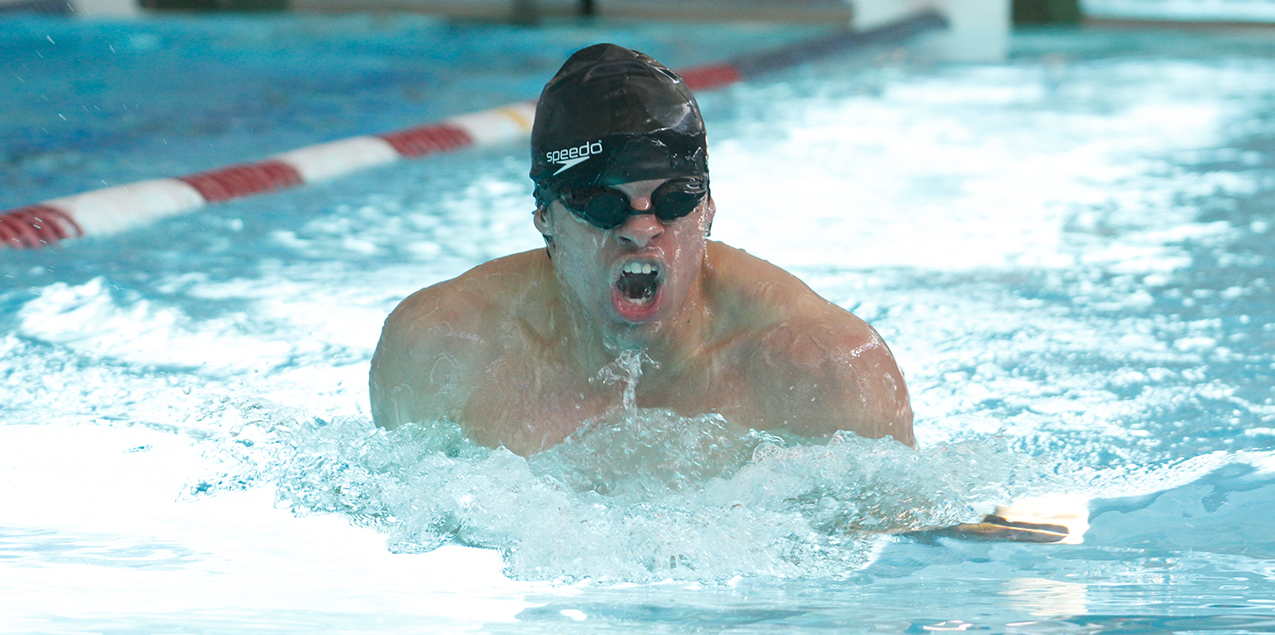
[559,177,707,229]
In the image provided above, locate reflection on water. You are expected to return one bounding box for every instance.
[1002,577,1089,618]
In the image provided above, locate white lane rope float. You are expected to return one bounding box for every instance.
[1,10,946,249]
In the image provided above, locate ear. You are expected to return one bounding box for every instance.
[704,195,716,235]
[533,204,552,237]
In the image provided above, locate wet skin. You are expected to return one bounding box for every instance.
[370,179,915,456]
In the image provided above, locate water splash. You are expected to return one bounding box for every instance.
[591,349,655,416]
[183,398,1069,583]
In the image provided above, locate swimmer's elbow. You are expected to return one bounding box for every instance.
[831,341,914,447]
[368,362,402,430]
[867,350,915,447]
[370,400,397,430]
[888,396,916,448]
[369,331,413,430]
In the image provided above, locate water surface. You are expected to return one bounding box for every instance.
[2,15,1274,633]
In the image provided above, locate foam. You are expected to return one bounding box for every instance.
[182,401,1068,583]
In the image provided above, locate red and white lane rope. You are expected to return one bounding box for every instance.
[1,11,944,249]
[0,102,535,249]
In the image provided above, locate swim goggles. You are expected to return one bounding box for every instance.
[557,176,708,230]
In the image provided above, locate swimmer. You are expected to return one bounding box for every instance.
[370,43,913,457]
[370,44,1092,544]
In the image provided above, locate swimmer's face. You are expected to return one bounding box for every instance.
[535,177,714,341]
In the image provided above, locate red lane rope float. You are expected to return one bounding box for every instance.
[179,161,304,203]
[677,64,745,92]
[0,10,945,250]
[378,124,474,158]
[0,205,83,249]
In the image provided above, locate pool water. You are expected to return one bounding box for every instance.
[3,13,1274,634]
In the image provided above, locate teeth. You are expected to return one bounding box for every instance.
[623,262,656,275]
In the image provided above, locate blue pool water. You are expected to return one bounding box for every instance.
[2,13,1274,633]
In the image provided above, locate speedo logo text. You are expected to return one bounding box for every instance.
[547,141,603,175]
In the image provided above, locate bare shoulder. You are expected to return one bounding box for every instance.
[706,242,915,446]
[377,251,540,360]
[370,250,548,428]
[704,242,866,335]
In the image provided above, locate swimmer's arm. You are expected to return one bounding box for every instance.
[369,344,424,430]
[755,315,915,447]
[899,494,1091,544]
[369,309,436,430]
[833,325,914,446]
[369,287,483,430]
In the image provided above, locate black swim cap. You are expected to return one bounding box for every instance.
[530,43,708,207]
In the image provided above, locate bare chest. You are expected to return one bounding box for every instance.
[460,354,618,455]
[459,349,760,455]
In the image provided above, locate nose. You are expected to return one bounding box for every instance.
[614,194,663,249]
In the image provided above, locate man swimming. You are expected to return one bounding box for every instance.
[370,43,914,457]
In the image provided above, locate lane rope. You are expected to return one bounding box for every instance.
[1,10,946,249]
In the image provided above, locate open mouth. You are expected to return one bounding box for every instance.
[615,260,662,303]
[611,259,665,322]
